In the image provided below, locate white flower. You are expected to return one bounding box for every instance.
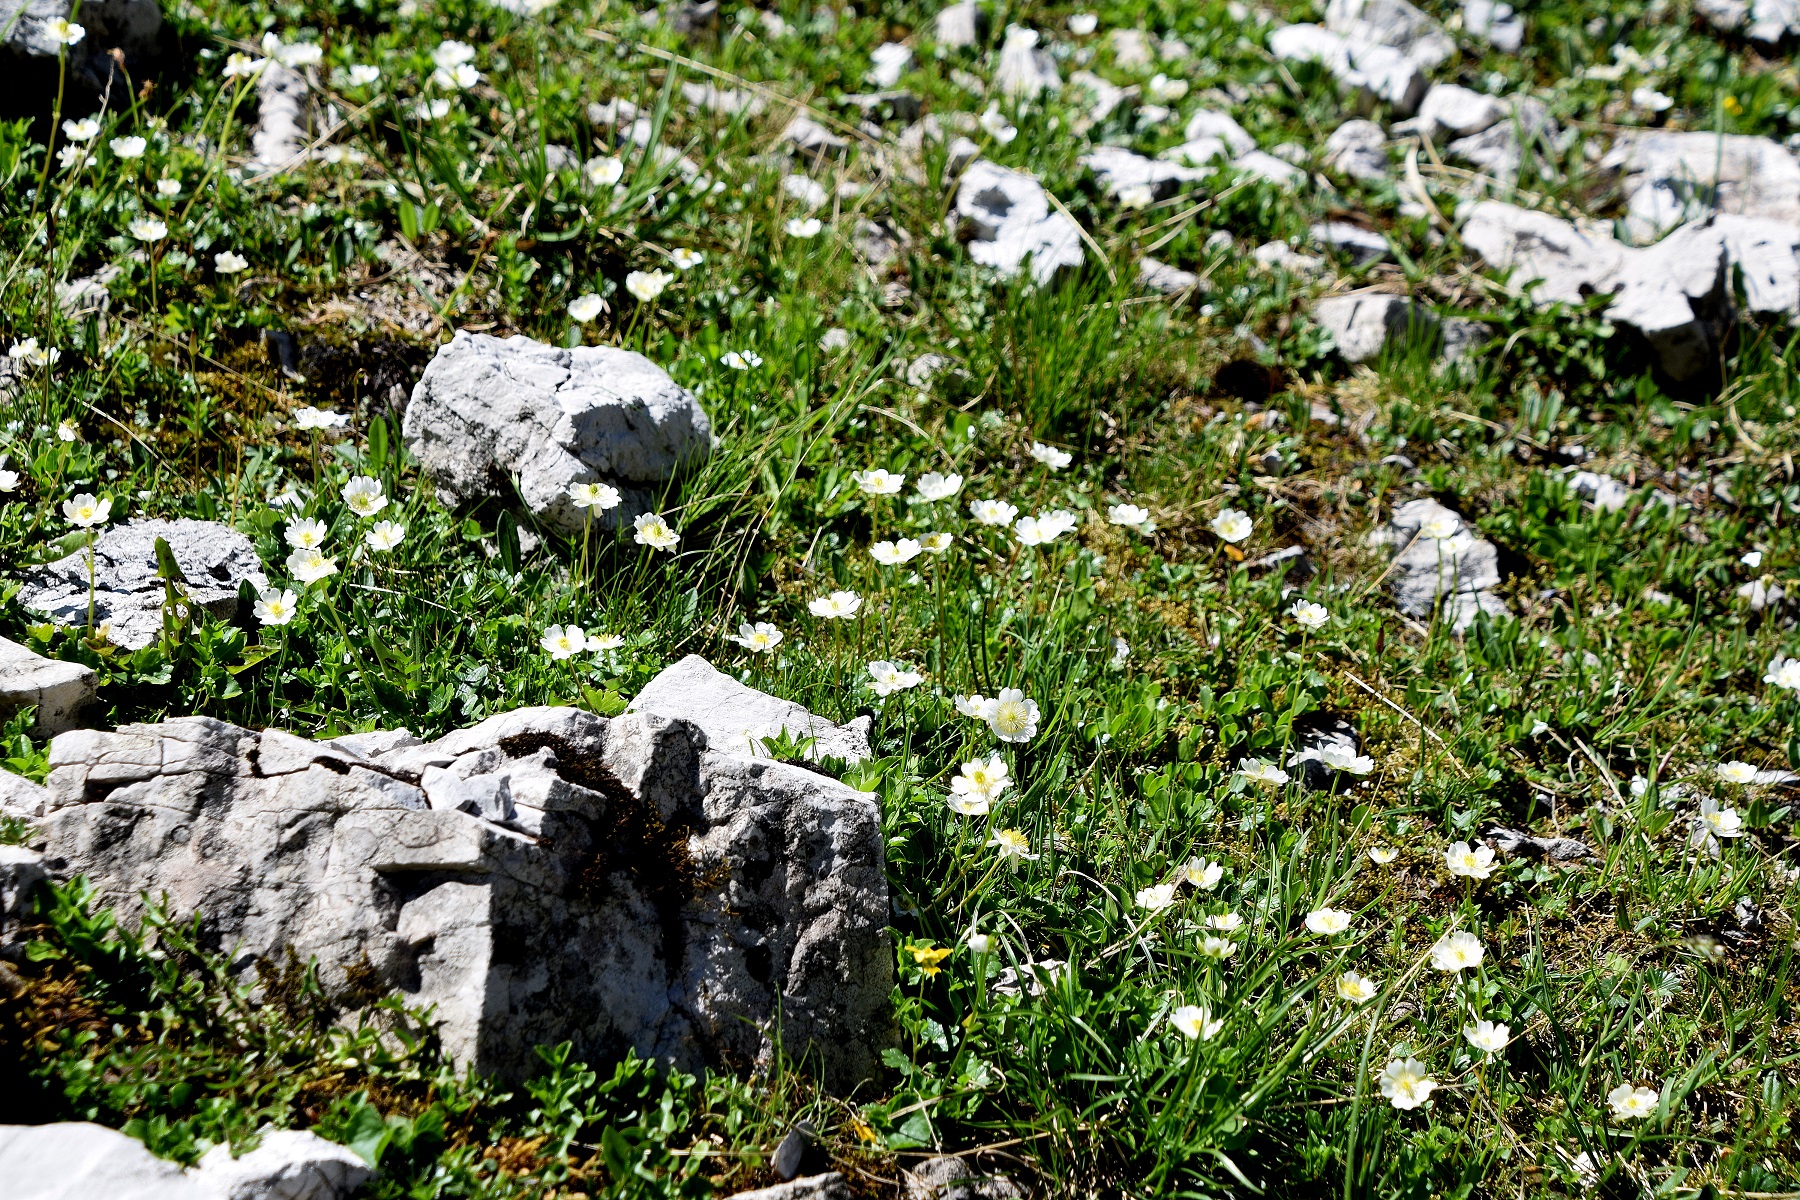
[433,62,481,90]
[584,155,624,187]
[1631,86,1673,113]
[215,251,249,274]
[983,688,1041,743]
[285,518,329,550]
[853,468,905,496]
[62,492,111,528]
[1304,908,1353,936]
[267,37,322,68]
[56,143,90,171]
[1117,184,1157,210]
[920,532,955,554]
[341,475,387,517]
[412,98,452,121]
[954,693,988,718]
[541,624,587,659]
[868,660,924,696]
[128,217,168,242]
[1204,912,1242,931]
[252,587,299,625]
[1181,857,1224,889]
[56,419,77,442]
[633,512,680,550]
[969,498,1019,527]
[9,338,60,368]
[730,622,783,653]
[626,269,672,303]
[871,538,922,565]
[293,406,349,431]
[62,117,99,142]
[286,548,338,583]
[1445,841,1495,880]
[669,248,704,270]
[1695,797,1744,844]
[567,481,621,511]
[45,17,85,45]
[1015,510,1078,547]
[1607,1083,1661,1121]
[782,173,828,209]
[0,471,18,492]
[1110,637,1130,667]
[365,520,406,551]
[1717,760,1758,785]
[1463,1020,1510,1054]
[1288,601,1329,630]
[1429,931,1485,973]
[1418,512,1461,540]
[809,590,862,619]
[1336,972,1378,1004]
[347,64,381,86]
[1148,73,1189,101]
[1237,758,1289,786]
[1378,1058,1437,1110]
[1368,846,1398,864]
[1136,882,1178,911]
[951,755,1010,811]
[568,293,606,323]
[1766,655,1800,691]
[978,104,1017,143]
[785,216,823,238]
[1067,12,1098,34]
[1210,508,1252,543]
[967,932,993,954]
[1029,441,1072,469]
[155,177,181,197]
[1298,744,1376,775]
[720,350,764,370]
[987,827,1038,862]
[1169,1004,1222,1041]
[1108,503,1154,533]
[915,472,963,501]
[433,39,477,68]
[109,136,147,159]
[590,633,625,651]
[221,53,267,79]
[1198,935,1238,959]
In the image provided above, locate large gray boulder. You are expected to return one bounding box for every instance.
[0,1121,369,1200]
[16,519,264,651]
[1599,131,1800,241]
[29,661,894,1089]
[955,160,1085,284]
[1368,498,1511,632]
[629,655,872,762]
[402,332,714,536]
[0,636,95,736]
[2,0,160,88]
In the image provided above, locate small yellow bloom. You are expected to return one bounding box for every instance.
[908,944,953,977]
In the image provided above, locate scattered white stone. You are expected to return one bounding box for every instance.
[782,172,829,210]
[1600,131,1800,241]
[955,159,1086,283]
[1397,83,1505,142]
[0,636,95,736]
[1311,221,1390,265]
[1695,0,1800,43]
[195,1130,372,1200]
[995,24,1060,98]
[1269,22,1426,114]
[1446,94,1554,182]
[0,1122,371,1200]
[681,81,766,116]
[1109,28,1155,67]
[779,114,850,162]
[1463,0,1524,51]
[402,331,714,536]
[1138,257,1201,295]
[1567,470,1632,511]
[1253,240,1325,274]
[854,219,912,267]
[18,520,265,651]
[1082,145,1206,201]
[1324,119,1389,181]
[1232,149,1307,188]
[901,1156,1026,1200]
[867,41,913,88]
[1368,498,1512,632]
[1313,294,1436,362]
[251,63,310,173]
[1324,0,1453,69]
[1070,71,1137,124]
[1439,317,1493,367]
[1162,108,1258,166]
[933,0,984,47]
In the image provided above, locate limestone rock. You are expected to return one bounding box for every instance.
[16,519,264,651]
[0,636,95,736]
[867,42,913,88]
[0,0,160,88]
[1445,95,1554,183]
[0,770,48,821]
[1138,257,1201,296]
[1311,221,1390,266]
[0,1122,370,1200]
[1081,145,1206,202]
[1070,71,1135,125]
[1313,294,1436,362]
[1696,0,1800,44]
[681,81,766,117]
[1,845,48,954]
[903,1155,1027,1199]
[628,654,873,763]
[1568,470,1631,511]
[1232,150,1306,189]
[32,662,895,1089]
[1324,119,1389,181]
[401,331,713,536]
[729,1175,853,1200]
[1268,23,1426,115]
[252,63,311,174]
[994,25,1059,99]
[1367,498,1511,632]
[1486,827,1592,862]
[1254,241,1324,275]
[1397,84,1503,143]
[955,159,1085,284]
[854,219,912,268]
[779,115,850,164]
[1109,28,1154,67]
[1324,0,1454,69]
[933,0,986,48]
[1600,131,1800,241]
[1438,317,1493,367]
[1462,0,1524,51]
[840,90,922,128]
[1179,109,1257,159]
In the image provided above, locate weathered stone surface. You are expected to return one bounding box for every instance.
[682,81,766,117]
[994,25,1058,98]
[1697,0,1800,43]
[1568,470,1631,511]
[1397,84,1504,143]
[1367,498,1511,632]
[17,519,264,651]
[1254,241,1324,275]
[779,115,850,163]
[1439,317,1493,367]
[252,63,311,173]
[854,219,912,268]
[1324,119,1389,181]
[1486,827,1593,862]
[1324,0,1453,69]
[867,41,913,88]
[955,159,1085,284]
[903,1155,1027,1199]
[1445,95,1554,183]
[933,0,985,48]
[0,637,95,736]
[1313,294,1435,362]
[1268,23,1426,115]
[1138,257,1201,296]
[401,331,713,536]
[1462,0,1524,51]
[31,662,895,1089]
[1247,545,1315,581]
[1109,28,1154,67]
[1311,221,1390,265]
[1081,146,1206,202]
[628,655,873,763]
[1232,150,1307,189]
[1600,131,1800,240]
[0,1121,369,1200]
[1176,109,1257,161]
[1,845,48,954]
[0,770,48,821]
[729,1174,852,1200]
[1070,71,1135,125]
[1,0,160,87]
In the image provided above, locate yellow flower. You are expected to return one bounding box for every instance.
[908,944,952,977]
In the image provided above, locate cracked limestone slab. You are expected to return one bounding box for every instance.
[1368,498,1511,632]
[0,636,95,736]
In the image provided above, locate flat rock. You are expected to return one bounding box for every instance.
[0,770,48,821]
[994,24,1059,98]
[1313,294,1435,362]
[1324,119,1389,181]
[32,660,895,1089]
[1311,221,1390,265]
[729,1174,852,1200]
[628,654,873,763]
[1462,0,1524,51]
[1696,0,1800,46]
[1445,94,1554,183]
[1600,131,1800,241]
[1324,0,1453,69]
[1268,23,1426,115]
[16,519,264,651]
[1486,827,1592,862]
[0,636,95,736]
[681,81,765,116]
[1397,84,1504,142]
[1367,498,1511,632]
[1081,145,1206,201]
[903,1155,1027,1199]
[955,159,1086,284]
[1232,150,1307,189]
[1070,71,1136,125]
[0,1121,370,1200]
[401,331,714,536]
